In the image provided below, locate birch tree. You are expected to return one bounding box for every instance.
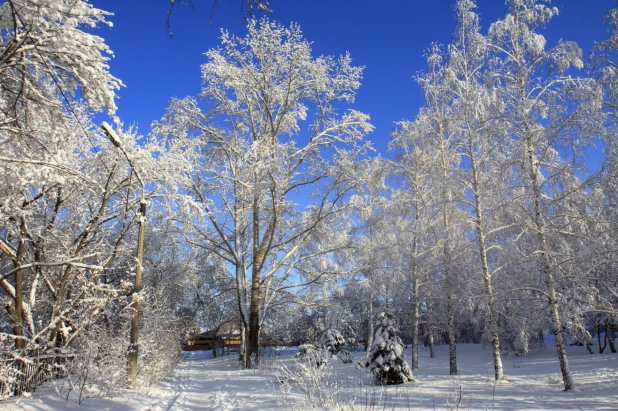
[348,159,393,351]
[488,0,603,390]
[446,0,513,381]
[390,119,441,370]
[590,6,618,327]
[413,45,466,375]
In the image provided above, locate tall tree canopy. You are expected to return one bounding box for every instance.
[153,18,372,367]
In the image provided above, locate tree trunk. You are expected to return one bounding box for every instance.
[469,139,504,381]
[438,132,457,376]
[445,239,457,375]
[484,274,504,380]
[127,200,146,389]
[246,269,261,368]
[525,137,574,391]
[428,323,436,359]
[540,199,573,391]
[598,323,607,354]
[447,286,457,375]
[245,180,266,369]
[233,179,249,367]
[584,339,593,355]
[607,320,616,354]
[411,276,419,370]
[232,175,252,367]
[410,201,422,370]
[13,234,26,350]
[239,321,246,365]
[367,290,374,351]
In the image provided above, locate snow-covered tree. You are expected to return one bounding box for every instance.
[405,43,468,376]
[0,0,199,396]
[153,18,372,368]
[589,6,618,330]
[364,312,415,385]
[320,328,346,353]
[0,0,123,356]
[389,123,440,370]
[488,0,603,390]
[0,0,122,150]
[446,0,513,381]
[348,158,394,351]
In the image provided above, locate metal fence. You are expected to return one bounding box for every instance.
[0,351,74,400]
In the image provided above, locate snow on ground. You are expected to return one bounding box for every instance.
[3,343,617,410]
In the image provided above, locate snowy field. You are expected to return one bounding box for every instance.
[3,343,617,410]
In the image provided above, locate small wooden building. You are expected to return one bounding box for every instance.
[183,323,242,352]
[183,330,218,351]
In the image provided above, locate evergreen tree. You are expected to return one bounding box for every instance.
[321,328,354,363]
[320,328,346,354]
[364,312,415,385]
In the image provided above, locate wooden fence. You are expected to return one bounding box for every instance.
[0,351,74,400]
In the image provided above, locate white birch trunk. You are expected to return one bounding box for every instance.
[525,133,574,391]
[411,274,420,370]
[469,142,504,381]
[428,323,436,359]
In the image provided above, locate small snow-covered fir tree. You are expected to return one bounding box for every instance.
[364,312,415,385]
[320,328,354,363]
[295,343,327,368]
[296,343,318,357]
[320,328,346,354]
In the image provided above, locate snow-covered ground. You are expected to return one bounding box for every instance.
[3,343,617,410]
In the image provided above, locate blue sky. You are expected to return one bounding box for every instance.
[90,0,615,156]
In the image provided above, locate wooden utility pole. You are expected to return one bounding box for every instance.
[127,199,147,389]
[101,122,147,389]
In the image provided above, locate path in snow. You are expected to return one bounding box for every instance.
[3,343,618,410]
[3,354,282,411]
[145,355,281,411]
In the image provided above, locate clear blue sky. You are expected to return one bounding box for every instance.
[90,0,615,155]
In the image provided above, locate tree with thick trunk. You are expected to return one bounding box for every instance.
[154,19,372,368]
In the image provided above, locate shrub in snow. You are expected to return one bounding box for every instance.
[51,286,183,404]
[275,352,344,408]
[364,312,415,385]
[57,327,128,404]
[136,288,184,387]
